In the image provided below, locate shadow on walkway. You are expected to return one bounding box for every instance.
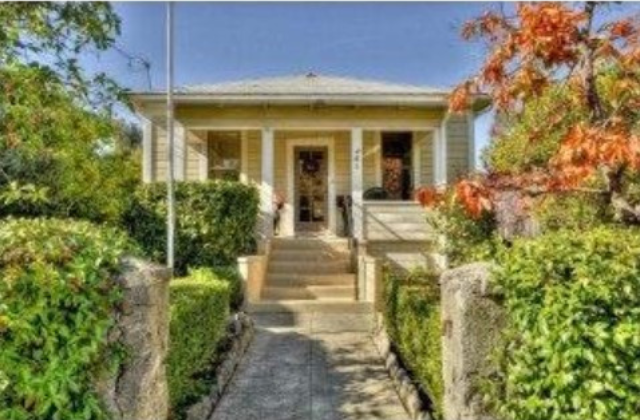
[209,313,411,420]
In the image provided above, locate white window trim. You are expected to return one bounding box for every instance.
[285,136,336,237]
[142,117,153,183]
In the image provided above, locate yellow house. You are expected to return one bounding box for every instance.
[131,73,488,311]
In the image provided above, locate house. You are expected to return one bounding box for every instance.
[131,73,489,311]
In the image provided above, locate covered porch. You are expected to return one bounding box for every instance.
[145,124,450,242]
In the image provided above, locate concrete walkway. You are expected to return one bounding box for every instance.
[209,313,410,420]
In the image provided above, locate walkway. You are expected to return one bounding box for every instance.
[209,313,410,420]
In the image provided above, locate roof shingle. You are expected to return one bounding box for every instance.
[179,73,449,96]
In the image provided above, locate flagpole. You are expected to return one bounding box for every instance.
[166,1,175,272]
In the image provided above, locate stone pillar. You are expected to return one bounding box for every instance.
[97,258,172,420]
[440,263,505,420]
[357,255,382,304]
[351,127,364,240]
[260,127,274,238]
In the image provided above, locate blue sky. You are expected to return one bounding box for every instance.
[95,2,498,165]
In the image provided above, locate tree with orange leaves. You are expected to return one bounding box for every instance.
[445,2,640,225]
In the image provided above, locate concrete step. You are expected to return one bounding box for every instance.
[269,248,351,262]
[247,300,374,314]
[261,285,356,301]
[271,238,351,252]
[268,260,352,275]
[266,273,356,287]
[366,213,427,224]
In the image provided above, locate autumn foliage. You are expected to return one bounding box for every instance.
[429,2,640,223]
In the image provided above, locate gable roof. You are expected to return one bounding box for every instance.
[179,73,449,96]
[130,73,490,111]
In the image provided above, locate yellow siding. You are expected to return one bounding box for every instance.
[416,131,434,186]
[334,131,351,197]
[185,130,206,181]
[152,125,167,181]
[446,115,471,179]
[362,131,378,191]
[174,105,444,129]
[246,130,261,184]
[273,133,287,197]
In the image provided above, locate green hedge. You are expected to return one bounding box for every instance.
[167,268,231,419]
[122,181,259,275]
[490,227,640,420]
[0,218,132,419]
[383,268,443,417]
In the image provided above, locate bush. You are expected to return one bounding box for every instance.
[383,268,444,417]
[0,218,132,419]
[208,265,243,311]
[122,181,259,275]
[426,194,504,267]
[0,65,141,225]
[489,227,640,420]
[167,268,231,419]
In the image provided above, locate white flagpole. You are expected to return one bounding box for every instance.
[166,2,175,272]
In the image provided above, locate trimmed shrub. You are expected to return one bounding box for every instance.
[209,265,243,311]
[0,218,132,419]
[122,181,259,275]
[167,268,231,419]
[383,268,443,417]
[489,227,640,420]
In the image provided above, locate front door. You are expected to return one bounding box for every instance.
[294,147,328,233]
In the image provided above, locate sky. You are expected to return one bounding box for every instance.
[92,2,499,166]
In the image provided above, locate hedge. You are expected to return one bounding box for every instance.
[0,218,132,419]
[122,181,259,275]
[167,268,231,419]
[383,268,443,417]
[489,227,640,420]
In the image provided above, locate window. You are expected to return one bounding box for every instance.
[208,131,241,180]
[381,132,413,200]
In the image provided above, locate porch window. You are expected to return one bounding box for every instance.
[381,132,413,200]
[208,131,241,180]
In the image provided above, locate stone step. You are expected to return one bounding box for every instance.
[261,285,356,301]
[271,238,351,252]
[247,300,374,314]
[266,273,356,287]
[268,260,352,275]
[269,248,351,262]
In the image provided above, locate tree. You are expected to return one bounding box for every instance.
[0,2,123,108]
[0,3,140,223]
[0,64,140,223]
[436,2,640,224]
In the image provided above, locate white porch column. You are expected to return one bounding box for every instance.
[351,127,364,241]
[174,123,186,181]
[260,127,275,238]
[198,131,208,181]
[434,117,448,186]
[240,130,249,184]
[142,117,153,183]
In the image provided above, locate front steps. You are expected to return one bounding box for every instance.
[248,237,371,314]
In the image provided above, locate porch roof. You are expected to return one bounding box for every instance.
[130,73,490,111]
